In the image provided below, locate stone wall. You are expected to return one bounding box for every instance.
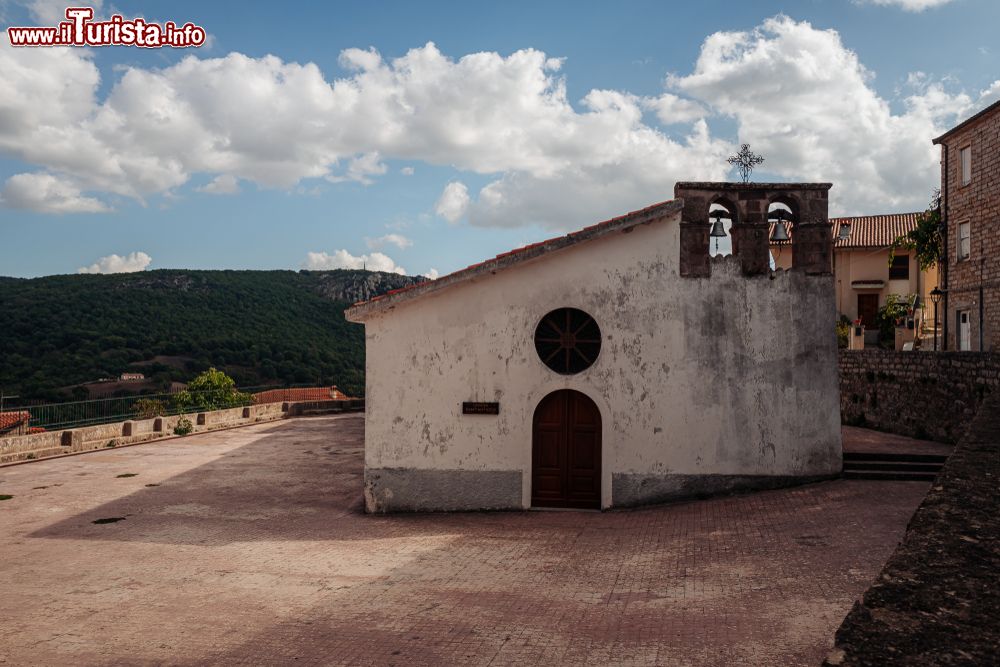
[839,349,1000,443]
[0,399,361,465]
[825,390,1000,666]
[938,102,1000,352]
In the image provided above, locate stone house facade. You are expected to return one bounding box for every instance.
[933,100,1000,351]
[346,182,842,513]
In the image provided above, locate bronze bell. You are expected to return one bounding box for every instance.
[770,221,790,242]
[710,218,727,238]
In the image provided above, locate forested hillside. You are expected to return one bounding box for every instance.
[0,269,424,400]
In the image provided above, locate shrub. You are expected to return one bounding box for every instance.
[875,294,916,347]
[133,398,167,419]
[173,417,193,436]
[835,320,850,348]
[172,368,251,412]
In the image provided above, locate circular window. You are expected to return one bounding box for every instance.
[534,308,601,375]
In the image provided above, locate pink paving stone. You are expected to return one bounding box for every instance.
[0,416,931,666]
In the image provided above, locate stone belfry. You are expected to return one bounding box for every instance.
[675,181,833,278]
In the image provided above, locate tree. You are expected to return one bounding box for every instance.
[172,368,251,412]
[889,189,943,271]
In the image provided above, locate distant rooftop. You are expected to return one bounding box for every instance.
[770,212,922,250]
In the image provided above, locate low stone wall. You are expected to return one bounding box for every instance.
[839,350,1000,443]
[0,400,328,465]
[824,391,1000,665]
[285,399,364,416]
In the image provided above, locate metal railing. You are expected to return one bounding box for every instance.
[0,385,343,436]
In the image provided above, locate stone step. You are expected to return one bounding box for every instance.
[843,451,948,464]
[842,470,939,482]
[843,461,943,473]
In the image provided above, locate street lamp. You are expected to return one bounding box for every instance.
[930,286,943,351]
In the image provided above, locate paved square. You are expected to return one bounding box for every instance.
[0,416,928,666]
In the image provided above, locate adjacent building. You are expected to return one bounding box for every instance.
[346,182,842,513]
[771,213,939,334]
[933,99,1000,351]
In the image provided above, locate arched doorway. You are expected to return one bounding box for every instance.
[531,389,601,509]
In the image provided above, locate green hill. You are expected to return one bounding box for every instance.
[0,269,424,401]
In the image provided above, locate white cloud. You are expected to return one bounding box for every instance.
[855,0,956,11]
[78,251,151,274]
[0,172,109,213]
[979,80,1000,108]
[644,93,707,124]
[423,268,440,280]
[366,233,413,250]
[327,151,387,185]
[1,22,998,224]
[196,174,240,195]
[435,181,470,223]
[25,0,104,24]
[669,15,992,215]
[0,38,728,224]
[302,249,406,275]
[400,166,415,175]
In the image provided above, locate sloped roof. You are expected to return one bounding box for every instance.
[0,411,30,433]
[345,198,683,321]
[832,212,922,249]
[933,99,1000,144]
[769,212,922,250]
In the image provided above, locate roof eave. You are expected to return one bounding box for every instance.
[932,99,1000,145]
[345,199,684,322]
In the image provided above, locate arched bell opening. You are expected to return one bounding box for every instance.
[767,201,796,270]
[708,202,736,257]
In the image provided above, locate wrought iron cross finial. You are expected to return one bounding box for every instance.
[727,144,764,183]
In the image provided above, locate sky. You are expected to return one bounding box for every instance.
[1,0,998,279]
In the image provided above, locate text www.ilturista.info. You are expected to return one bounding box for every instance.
[7,7,206,48]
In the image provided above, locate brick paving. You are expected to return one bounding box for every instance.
[0,416,929,666]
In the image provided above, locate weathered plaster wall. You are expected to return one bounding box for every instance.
[361,210,842,512]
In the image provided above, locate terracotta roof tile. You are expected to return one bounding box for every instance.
[0,411,30,432]
[769,212,922,250]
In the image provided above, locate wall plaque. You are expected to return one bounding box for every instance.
[462,401,500,415]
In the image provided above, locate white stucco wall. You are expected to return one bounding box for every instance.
[359,210,842,511]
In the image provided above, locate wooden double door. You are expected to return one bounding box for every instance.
[531,390,602,509]
[857,294,879,328]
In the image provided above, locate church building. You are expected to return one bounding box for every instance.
[346,182,842,512]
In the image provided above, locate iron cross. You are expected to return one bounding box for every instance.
[727,144,764,183]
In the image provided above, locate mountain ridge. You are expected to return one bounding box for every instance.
[0,269,426,400]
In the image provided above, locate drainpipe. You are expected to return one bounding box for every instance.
[942,145,949,351]
[980,250,985,351]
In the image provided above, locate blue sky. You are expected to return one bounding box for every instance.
[1,0,998,278]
